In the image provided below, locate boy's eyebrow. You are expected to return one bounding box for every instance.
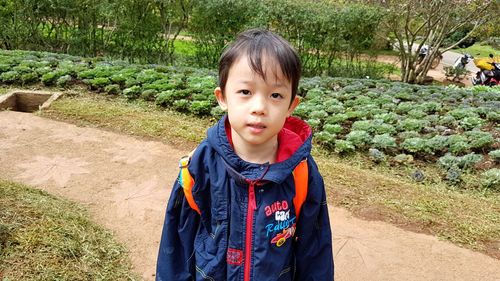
[237,80,288,88]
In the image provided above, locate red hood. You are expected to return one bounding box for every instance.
[224,116,312,163]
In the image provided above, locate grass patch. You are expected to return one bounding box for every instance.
[31,87,500,258]
[458,42,500,58]
[0,179,137,280]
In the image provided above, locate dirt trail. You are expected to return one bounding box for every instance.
[1,111,499,281]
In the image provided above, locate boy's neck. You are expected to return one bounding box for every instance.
[231,127,278,164]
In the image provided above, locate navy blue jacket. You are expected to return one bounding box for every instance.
[156,116,334,281]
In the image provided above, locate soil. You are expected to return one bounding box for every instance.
[1,110,500,281]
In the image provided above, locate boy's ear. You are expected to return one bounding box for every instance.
[287,96,300,116]
[214,87,228,111]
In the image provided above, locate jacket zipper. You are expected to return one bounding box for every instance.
[244,180,257,281]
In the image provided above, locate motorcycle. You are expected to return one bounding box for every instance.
[444,53,473,82]
[453,53,474,70]
[417,45,443,69]
[471,54,500,86]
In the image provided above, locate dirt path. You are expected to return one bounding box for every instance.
[1,111,500,281]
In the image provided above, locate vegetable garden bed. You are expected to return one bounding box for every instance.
[0,49,498,189]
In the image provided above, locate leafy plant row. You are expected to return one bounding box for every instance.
[0,49,498,189]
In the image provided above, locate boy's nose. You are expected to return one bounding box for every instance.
[250,95,266,115]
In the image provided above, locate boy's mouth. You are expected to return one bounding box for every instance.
[247,122,266,133]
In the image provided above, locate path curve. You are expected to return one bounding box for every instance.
[1,111,499,281]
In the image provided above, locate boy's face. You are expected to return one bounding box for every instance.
[214,54,299,153]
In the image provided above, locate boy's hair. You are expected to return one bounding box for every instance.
[218,28,301,105]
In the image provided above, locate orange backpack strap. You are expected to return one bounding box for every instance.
[292,159,309,221]
[178,149,201,215]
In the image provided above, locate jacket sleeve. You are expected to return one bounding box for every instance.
[156,178,200,281]
[294,158,334,281]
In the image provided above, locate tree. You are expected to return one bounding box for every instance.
[373,0,498,84]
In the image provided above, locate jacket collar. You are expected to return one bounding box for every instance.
[207,115,312,184]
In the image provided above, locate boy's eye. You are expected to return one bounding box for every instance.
[238,89,251,95]
[271,93,283,99]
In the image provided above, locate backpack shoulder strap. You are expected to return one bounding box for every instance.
[292,159,309,221]
[178,149,201,215]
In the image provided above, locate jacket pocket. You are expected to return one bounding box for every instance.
[277,265,293,281]
[194,210,228,280]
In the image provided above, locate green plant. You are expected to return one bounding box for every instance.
[315,131,336,148]
[345,130,371,148]
[447,135,470,155]
[488,149,500,163]
[480,169,500,190]
[0,71,20,83]
[122,86,141,100]
[465,130,494,150]
[401,137,429,154]
[369,148,385,163]
[173,99,190,112]
[459,117,485,130]
[56,75,72,88]
[372,134,397,150]
[104,84,121,95]
[323,124,343,135]
[459,153,483,170]
[190,100,212,116]
[334,140,355,154]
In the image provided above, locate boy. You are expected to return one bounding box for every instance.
[156,28,334,281]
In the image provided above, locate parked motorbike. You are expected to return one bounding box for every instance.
[417,45,443,69]
[472,54,500,86]
[453,53,474,70]
[444,53,473,82]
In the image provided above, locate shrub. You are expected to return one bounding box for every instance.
[104,84,121,95]
[438,115,457,127]
[345,130,371,148]
[486,111,500,122]
[89,77,111,90]
[323,123,343,135]
[334,140,355,154]
[351,120,371,132]
[122,86,141,100]
[56,75,73,88]
[459,153,483,170]
[0,70,20,83]
[20,72,39,84]
[438,154,461,170]
[210,106,225,119]
[397,118,428,132]
[465,130,494,150]
[488,149,500,163]
[459,116,485,130]
[326,113,348,124]
[140,89,158,101]
[369,148,385,163]
[401,137,429,154]
[447,135,470,155]
[445,167,462,185]
[309,110,329,120]
[315,131,336,148]
[41,71,59,86]
[480,169,500,190]
[173,99,190,112]
[372,134,397,150]
[426,135,448,154]
[306,119,322,130]
[190,100,212,116]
